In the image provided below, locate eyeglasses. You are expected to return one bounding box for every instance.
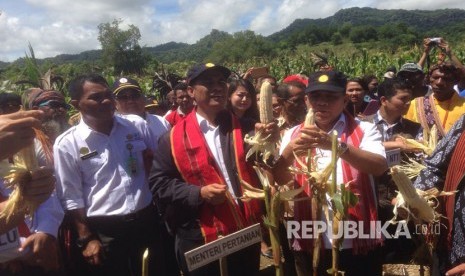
[285,95,305,106]
[38,100,71,110]
[116,93,143,101]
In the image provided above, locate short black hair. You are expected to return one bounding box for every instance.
[275,83,291,100]
[346,77,368,92]
[68,74,109,100]
[173,82,188,97]
[377,77,412,99]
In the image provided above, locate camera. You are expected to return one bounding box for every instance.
[429,37,441,45]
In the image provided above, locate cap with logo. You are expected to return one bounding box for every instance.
[305,70,347,94]
[187,63,231,85]
[398,63,423,74]
[112,77,142,96]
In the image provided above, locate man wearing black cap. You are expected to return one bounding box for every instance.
[112,77,170,151]
[274,70,388,276]
[149,63,275,275]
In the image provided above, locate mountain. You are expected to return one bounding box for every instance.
[144,29,231,63]
[2,7,465,68]
[268,7,465,42]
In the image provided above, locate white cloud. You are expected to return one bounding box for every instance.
[1,0,465,62]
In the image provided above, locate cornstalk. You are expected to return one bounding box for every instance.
[142,248,149,276]
[330,131,339,276]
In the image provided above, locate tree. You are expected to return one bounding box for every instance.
[97,19,147,74]
[331,32,343,45]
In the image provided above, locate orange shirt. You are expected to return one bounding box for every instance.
[405,92,465,134]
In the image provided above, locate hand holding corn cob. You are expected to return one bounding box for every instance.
[1,141,54,223]
[390,166,438,224]
[0,110,43,160]
[244,81,278,163]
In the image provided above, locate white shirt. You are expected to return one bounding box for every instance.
[145,113,171,151]
[280,114,386,249]
[54,115,153,217]
[118,113,170,151]
[195,112,236,199]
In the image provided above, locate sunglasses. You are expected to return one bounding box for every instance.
[116,93,143,101]
[38,100,71,110]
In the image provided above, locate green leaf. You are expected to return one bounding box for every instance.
[332,194,344,215]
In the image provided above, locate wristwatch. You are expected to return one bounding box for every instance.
[76,234,97,249]
[338,141,349,156]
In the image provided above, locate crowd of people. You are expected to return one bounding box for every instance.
[1,37,465,276]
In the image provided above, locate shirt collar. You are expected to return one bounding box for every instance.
[196,112,217,133]
[374,110,403,127]
[326,113,346,137]
[76,116,118,139]
[177,106,185,116]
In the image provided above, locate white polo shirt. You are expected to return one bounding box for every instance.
[54,115,153,217]
[280,113,386,249]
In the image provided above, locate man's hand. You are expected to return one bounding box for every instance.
[20,232,59,271]
[446,263,465,276]
[22,167,55,207]
[0,110,43,160]
[255,122,279,143]
[292,125,332,152]
[423,38,434,54]
[83,239,104,266]
[200,184,227,205]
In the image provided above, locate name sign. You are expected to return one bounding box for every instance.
[386,148,401,167]
[0,227,20,252]
[184,223,261,271]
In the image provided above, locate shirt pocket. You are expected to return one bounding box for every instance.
[79,149,107,175]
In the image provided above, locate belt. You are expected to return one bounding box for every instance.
[88,204,156,224]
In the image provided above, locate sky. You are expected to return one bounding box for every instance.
[1,0,465,62]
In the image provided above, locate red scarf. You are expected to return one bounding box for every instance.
[291,113,381,254]
[442,129,465,250]
[165,109,190,126]
[170,111,261,242]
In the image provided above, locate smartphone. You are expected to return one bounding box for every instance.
[250,67,269,79]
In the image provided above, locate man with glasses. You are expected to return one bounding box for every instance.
[276,81,307,130]
[28,89,70,143]
[113,77,170,151]
[150,63,277,275]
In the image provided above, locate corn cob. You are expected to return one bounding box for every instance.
[304,108,314,127]
[390,166,436,223]
[259,81,274,124]
[0,143,39,222]
[244,81,277,163]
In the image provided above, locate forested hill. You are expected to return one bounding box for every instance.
[269,7,465,42]
[3,7,465,67]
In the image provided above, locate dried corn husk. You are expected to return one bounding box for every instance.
[390,166,455,224]
[0,143,39,221]
[244,81,277,163]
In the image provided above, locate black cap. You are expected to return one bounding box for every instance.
[112,77,142,95]
[187,63,231,85]
[305,70,347,94]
